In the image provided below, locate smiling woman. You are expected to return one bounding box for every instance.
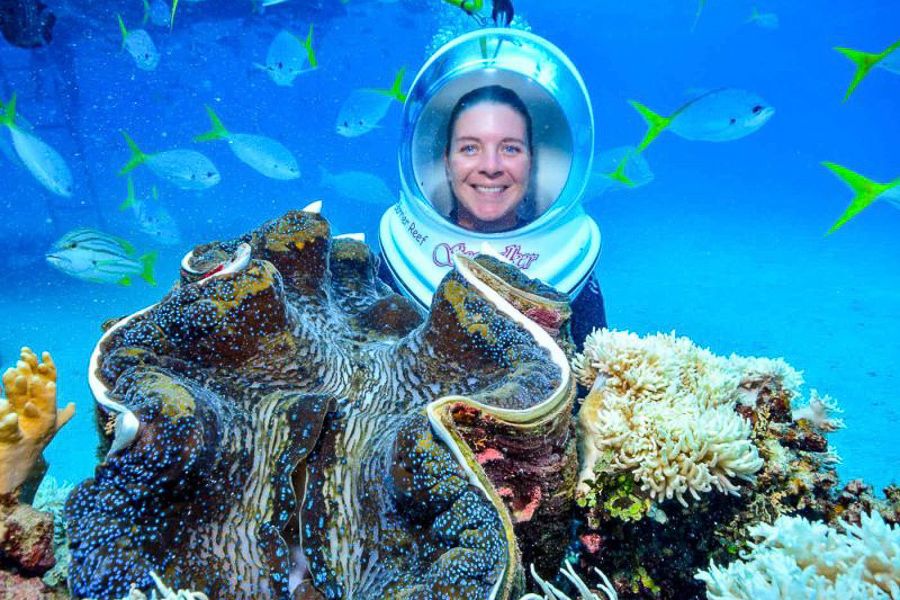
[377,29,608,345]
[445,85,534,233]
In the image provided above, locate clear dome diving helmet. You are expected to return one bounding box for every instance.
[378,28,599,309]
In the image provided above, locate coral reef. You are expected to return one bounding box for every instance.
[4,215,883,599]
[0,348,74,496]
[66,209,577,599]
[0,492,55,573]
[84,570,210,600]
[0,350,73,599]
[519,562,618,600]
[828,479,900,527]
[696,511,900,598]
[32,476,74,588]
[0,569,70,599]
[571,330,859,598]
[574,330,764,508]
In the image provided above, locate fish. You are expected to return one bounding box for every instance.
[256,26,317,87]
[117,14,160,71]
[835,39,900,101]
[585,146,654,198]
[252,0,291,11]
[746,7,778,29]
[142,0,171,28]
[335,68,407,138]
[628,89,775,152]
[46,228,157,286]
[319,166,394,205]
[119,130,220,191]
[195,105,300,180]
[691,0,707,32]
[120,176,182,246]
[0,95,73,197]
[169,0,205,28]
[822,162,900,234]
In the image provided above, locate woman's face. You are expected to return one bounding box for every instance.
[446,102,531,232]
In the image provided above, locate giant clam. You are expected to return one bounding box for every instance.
[66,207,578,599]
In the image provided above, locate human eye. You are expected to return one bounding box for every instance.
[502,143,523,155]
[459,143,478,155]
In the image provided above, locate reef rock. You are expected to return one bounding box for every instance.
[0,569,66,600]
[0,492,55,573]
[66,208,578,599]
[571,330,853,598]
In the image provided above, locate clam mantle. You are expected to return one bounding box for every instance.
[65,208,578,600]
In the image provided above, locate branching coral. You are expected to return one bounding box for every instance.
[519,562,618,600]
[575,331,764,509]
[723,354,804,399]
[792,390,845,432]
[696,511,900,599]
[84,571,211,600]
[0,348,74,496]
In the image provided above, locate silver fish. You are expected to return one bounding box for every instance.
[0,95,73,197]
[881,47,900,75]
[585,146,654,198]
[118,14,160,71]
[319,166,393,205]
[46,228,157,286]
[747,7,778,29]
[257,27,316,87]
[335,68,407,137]
[142,0,171,28]
[196,105,300,180]
[630,88,775,151]
[120,177,181,246]
[120,131,220,191]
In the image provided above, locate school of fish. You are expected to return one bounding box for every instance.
[0,2,893,288]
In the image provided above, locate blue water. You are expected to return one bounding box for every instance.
[1,0,897,493]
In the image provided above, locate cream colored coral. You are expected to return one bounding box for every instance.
[792,390,845,432]
[0,347,75,495]
[697,512,900,599]
[575,330,763,508]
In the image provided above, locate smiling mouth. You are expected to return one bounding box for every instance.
[472,185,508,194]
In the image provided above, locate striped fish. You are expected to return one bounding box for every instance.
[46,228,157,286]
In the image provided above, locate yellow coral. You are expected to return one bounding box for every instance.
[0,347,75,496]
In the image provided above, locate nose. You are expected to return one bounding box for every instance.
[478,147,503,176]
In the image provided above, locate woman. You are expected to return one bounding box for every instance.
[444,85,533,233]
[378,29,606,347]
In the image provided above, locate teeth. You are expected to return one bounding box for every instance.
[334,233,365,242]
[301,200,322,214]
[475,186,504,193]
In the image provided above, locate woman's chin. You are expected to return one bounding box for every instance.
[472,213,518,232]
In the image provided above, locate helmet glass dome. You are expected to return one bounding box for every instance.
[400,29,594,234]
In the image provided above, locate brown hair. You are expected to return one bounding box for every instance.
[444,85,533,156]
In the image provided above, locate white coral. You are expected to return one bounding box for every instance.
[696,512,900,599]
[84,571,210,600]
[792,390,845,432]
[519,562,618,600]
[576,331,763,508]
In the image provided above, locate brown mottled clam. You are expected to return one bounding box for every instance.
[66,206,578,600]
